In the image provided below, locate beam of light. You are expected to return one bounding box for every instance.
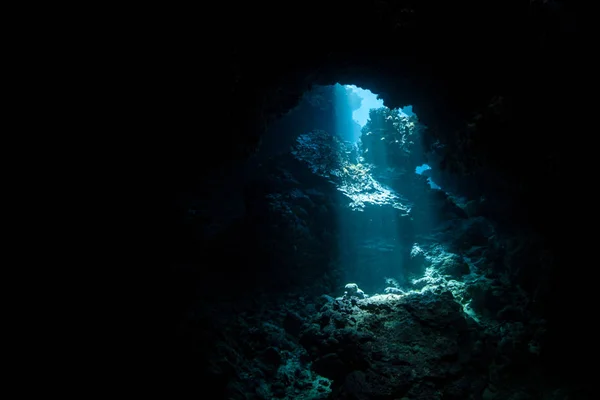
[329,85,404,293]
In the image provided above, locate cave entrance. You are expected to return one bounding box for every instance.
[343,84,415,130]
[252,82,446,296]
[287,83,437,294]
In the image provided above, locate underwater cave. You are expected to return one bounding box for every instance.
[139,2,589,399]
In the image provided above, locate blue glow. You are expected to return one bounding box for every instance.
[427,178,441,190]
[415,164,431,174]
[345,85,384,127]
[415,164,441,189]
[402,105,415,117]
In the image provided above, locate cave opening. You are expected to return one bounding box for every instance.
[342,84,384,131]
[247,82,461,299]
